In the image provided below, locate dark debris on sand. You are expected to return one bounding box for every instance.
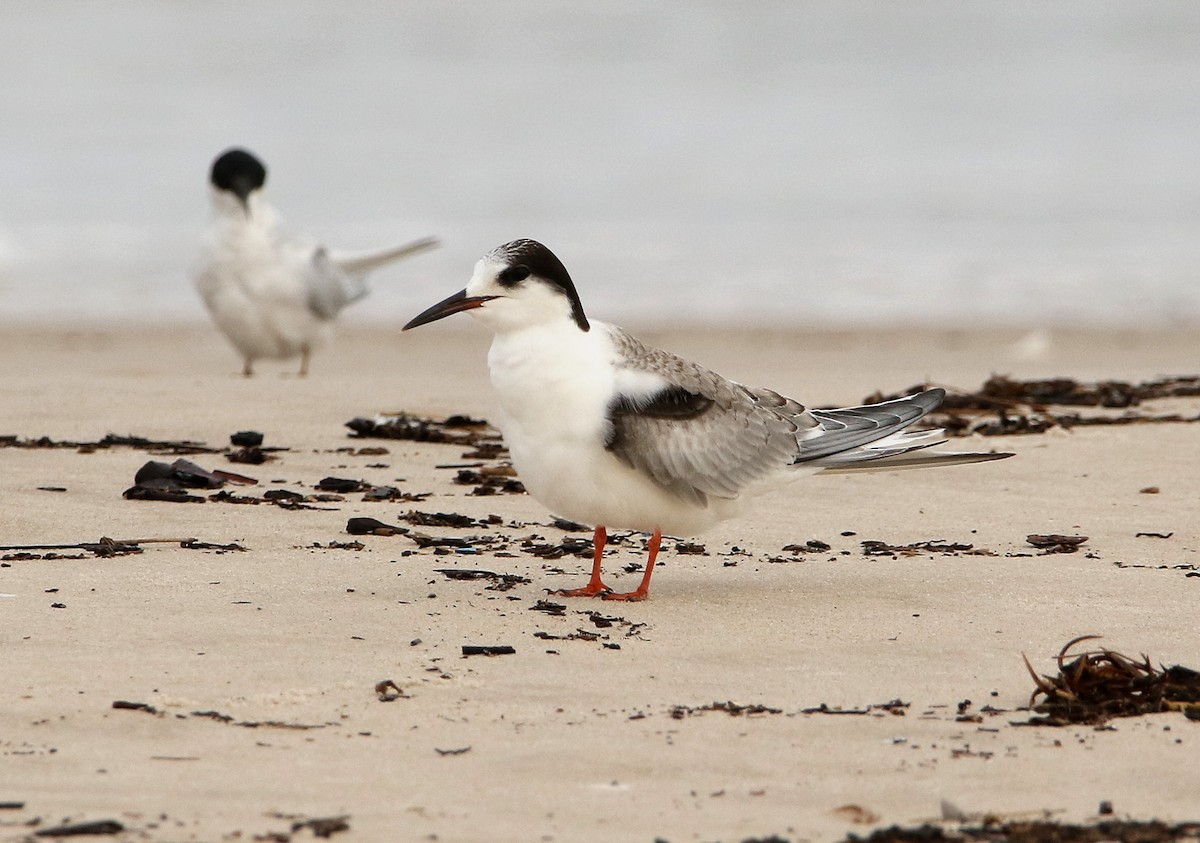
[1021,636,1200,726]
[864,375,1200,437]
[1026,534,1089,554]
[345,412,502,450]
[840,819,1200,843]
[123,458,257,502]
[669,701,784,719]
[1,433,220,455]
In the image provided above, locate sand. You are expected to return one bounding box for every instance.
[2,320,1199,842]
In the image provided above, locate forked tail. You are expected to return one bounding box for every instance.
[798,387,1013,473]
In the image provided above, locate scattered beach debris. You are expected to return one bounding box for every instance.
[180,539,246,552]
[230,431,263,448]
[361,485,430,502]
[669,701,784,719]
[1,537,143,558]
[225,430,284,464]
[32,819,125,837]
[345,412,502,450]
[800,699,910,716]
[288,816,350,839]
[1021,636,1200,726]
[434,568,531,591]
[1026,534,1088,554]
[316,476,368,493]
[111,701,332,729]
[188,710,329,730]
[374,679,407,702]
[528,599,568,616]
[461,645,516,657]
[453,467,526,495]
[123,459,257,502]
[0,536,238,561]
[782,539,832,554]
[402,510,480,529]
[435,746,471,756]
[861,539,992,557]
[345,517,407,537]
[837,819,1200,843]
[1,433,218,454]
[864,374,1200,437]
[520,535,595,560]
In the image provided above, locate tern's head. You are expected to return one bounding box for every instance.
[209,148,267,216]
[404,239,590,334]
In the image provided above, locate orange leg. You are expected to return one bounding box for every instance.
[602,530,661,602]
[553,526,613,597]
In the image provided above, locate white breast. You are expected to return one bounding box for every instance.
[486,321,738,536]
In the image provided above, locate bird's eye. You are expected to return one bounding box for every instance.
[498,265,531,286]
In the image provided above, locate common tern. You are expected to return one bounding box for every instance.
[194,147,437,376]
[404,239,1012,600]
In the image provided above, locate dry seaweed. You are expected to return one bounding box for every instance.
[1021,636,1200,726]
[528,599,567,616]
[345,412,502,449]
[800,699,910,716]
[434,568,531,591]
[461,645,515,656]
[290,817,350,839]
[861,539,990,557]
[453,467,526,496]
[402,510,481,529]
[520,536,595,560]
[863,375,1200,437]
[124,459,257,501]
[33,819,125,837]
[1026,534,1088,554]
[345,517,407,537]
[669,701,784,719]
[841,819,1200,843]
[1,433,219,454]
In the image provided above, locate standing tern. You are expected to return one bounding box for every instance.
[404,239,1012,600]
[194,147,438,376]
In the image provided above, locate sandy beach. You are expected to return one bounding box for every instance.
[3,320,1199,842]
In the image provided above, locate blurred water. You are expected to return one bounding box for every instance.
[1,1,1199,327]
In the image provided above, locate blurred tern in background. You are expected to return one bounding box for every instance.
[194,147,437,376]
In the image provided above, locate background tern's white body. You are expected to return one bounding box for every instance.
[193,148,436,376]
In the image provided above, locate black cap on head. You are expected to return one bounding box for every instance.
[493,239,590,332]
[210,148,267,206]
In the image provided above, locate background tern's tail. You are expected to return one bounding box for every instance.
[798,387,1014,474]
[332,236,439,276]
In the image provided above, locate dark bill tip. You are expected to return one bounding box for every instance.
[403,289,497,330]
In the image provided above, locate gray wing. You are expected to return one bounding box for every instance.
[604,328,814,506]
[305,247,369,321]
[604,328,951,506]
